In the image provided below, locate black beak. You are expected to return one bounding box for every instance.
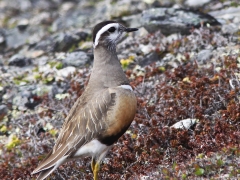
[125,28,138,32]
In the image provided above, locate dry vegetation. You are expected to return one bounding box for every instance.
[0,28,239,180]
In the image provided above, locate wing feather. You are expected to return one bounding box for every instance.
[33,88,116,175]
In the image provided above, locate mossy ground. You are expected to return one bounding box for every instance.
[0,27,239,179]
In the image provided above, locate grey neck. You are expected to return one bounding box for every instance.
[87,46,129,90]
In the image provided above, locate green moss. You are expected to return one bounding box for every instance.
[55,62,63,69]
[181,173,187,179]
[0,125,7,133]
[43,75,54,84]
[158,66,165,72]
[68,44,77,52]
[34,73,42,80]
[120,56,135,69]
[32,66,39,72]
[196,153,204,159]
[195,167,204,176]
[49,129,58,137]
[48,61,63,69]
[5,135,21,150]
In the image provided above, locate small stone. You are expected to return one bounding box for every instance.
[0,105,8,121]
[8,54,32,67]
[57,66,76,78]
[25,50,45,58]
[185,0,211,7]
[171,118,197,129]
[141,8,220,35]
[139,52,160,66]
[63,51,91,67]
[34,31,88,52]
[17,19,29,31]
[0,35,5,45]
[139,44,154,55]
[197,49,212,64]
[221,23,239,34]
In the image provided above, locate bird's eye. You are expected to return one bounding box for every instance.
[108,27,116,33]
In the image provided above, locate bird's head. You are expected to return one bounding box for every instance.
[92,21,138,50]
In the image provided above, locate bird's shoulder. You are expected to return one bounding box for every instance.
[53,87,130,153]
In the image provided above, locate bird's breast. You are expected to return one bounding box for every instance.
[99,87,137,145]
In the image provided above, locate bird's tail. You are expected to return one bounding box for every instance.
[35,166,55,180]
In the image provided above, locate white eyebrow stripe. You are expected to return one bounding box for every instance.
[119,85,133,91]
[94,23,119,48]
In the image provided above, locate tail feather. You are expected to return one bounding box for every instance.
[32,146,69,174]
[32,154,68,180]
[36,166,55,180]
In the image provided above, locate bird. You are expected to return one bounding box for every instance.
[32,21,138,180]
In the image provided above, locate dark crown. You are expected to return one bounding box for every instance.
[92,20,117,43]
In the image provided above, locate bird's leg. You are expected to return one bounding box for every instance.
[91,157,96,173]
[91,157,100,180]
[93,162,100,180]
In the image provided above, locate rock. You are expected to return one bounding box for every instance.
[4,25,44,49]
[8,54,32,67]
[171,118,197,129]
[2,0,32,12]
[17,19,29,31]
[0,104,8,121]
[30,12,52,26]
[122,14,142,29]
[209,6,240,23]
[13,85,43,110]
[63,51,91,67]
[197,49,212,64]
[51,7,93,31]
[5,28,29,49]
[51,82,69,97]
[34,31,88,52]
[139,44,155,55]
[139,52,160,66]
[0,29,5,49]
[108,0,147,19]
[141,8,220,35]
[185,0,211,7]
[221,23,239,34]
[57,66,76,78]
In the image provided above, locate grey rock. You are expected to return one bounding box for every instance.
[171,118,197,129]
[51,82,69,97]
[107,0,147,19]
[139,52,160,66]
[17,19,29,31]
[122,14,142,28]
[221,23,239,34]
[8,54,32,67]
[209,6,240,22]
[2,0,32,12]
[57,66,76,78]
[0,29,5,53]
[5,28,29,49]
[51,8,93,31]
[0,35,5,45]
[34,31,88,52]
[63,51,91,67]
[141,8,220,35]
[0,104,8,120]
[197,49,212,64]
[185,0,211,7]
[5,26,44,49]
[13,85,43,110]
